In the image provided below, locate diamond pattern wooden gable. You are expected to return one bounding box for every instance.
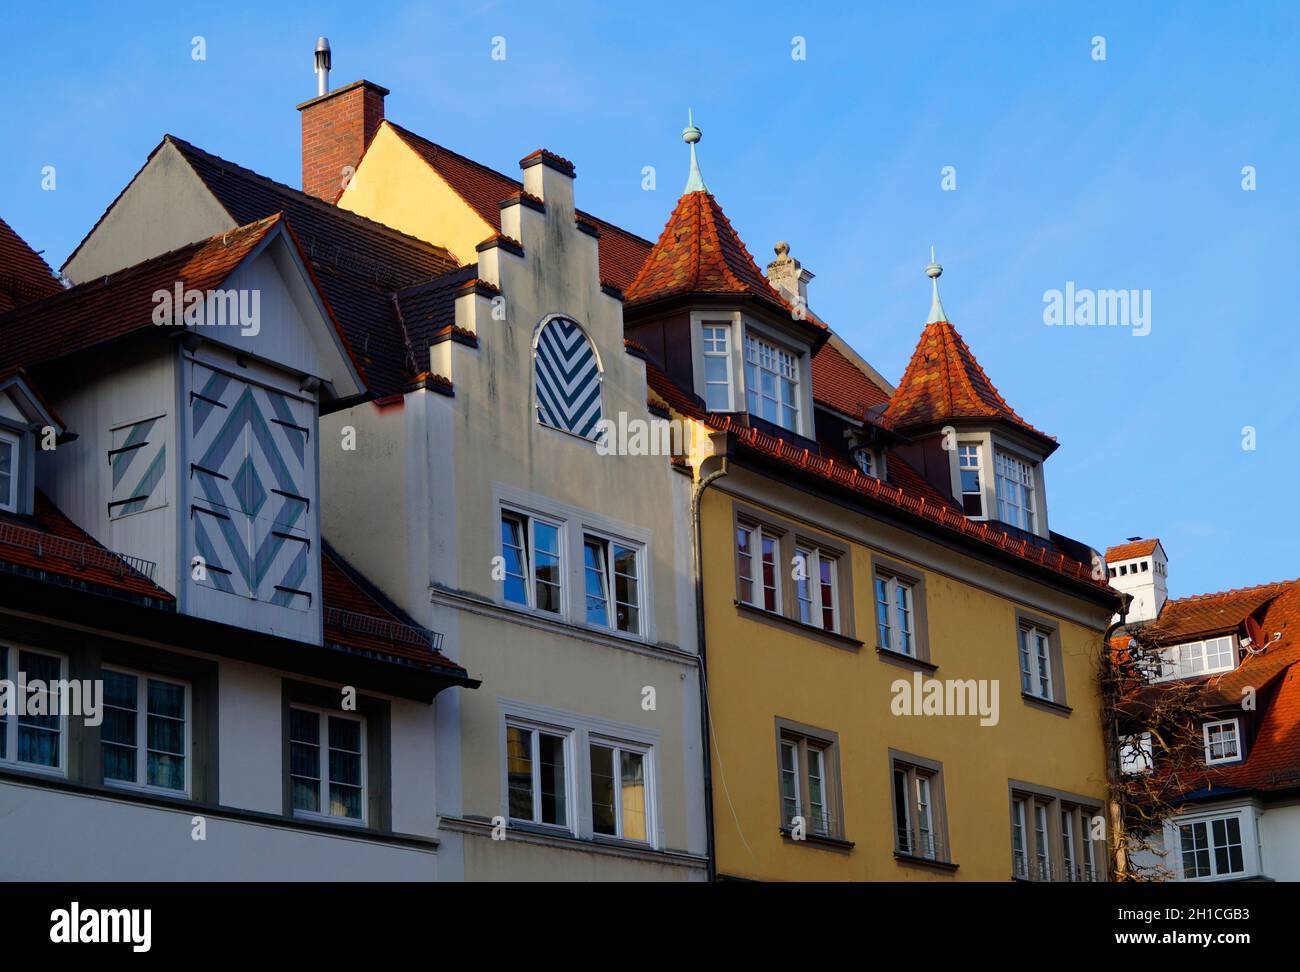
[187,362,313,610]
[534,317,603,440]
[108,416,167,518]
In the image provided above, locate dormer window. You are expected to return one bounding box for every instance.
[1153,636,1236,682]
[994,450,1037,532]
[852,447,877,479]
[0,429,18,513]
[957,443,984,516]
[701,323,733,411]
[743,334,799,432]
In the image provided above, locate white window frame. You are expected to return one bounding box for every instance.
[588,736,655,844]
[1019,623,1054,700]
[288,704,368,827]
[875,574,916,656]
[737,521,782,612]
[504,717,575,833]
[743,331,801,433]
[500,508,566,618]
[581,531,644,637]
[0,429,19,513]
[1175,812,1249,880]
[700,322,734,411]
[794,545,839,632]
[780,732,834,837]
[956,441,985,518]
[852,447,878,479]
[1011,797,1029,879]
[995,449,1038,532]
[1203,718,1242,765]
[0,644,68,776]
[1119,731,1154,775]
[1154,636,1237,682]
[100,664,192,797]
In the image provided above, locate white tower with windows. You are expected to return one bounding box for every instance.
[1105,538,1168,624]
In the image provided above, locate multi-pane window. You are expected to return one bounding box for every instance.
[0,430,18,513]
[590,741,650,842]
[101,668,188,793]
[1179,815,1245,879]
[1155,636,1236,681]
[289,706,366,822]
[1119,732,1154,775]
[794,546,838,632]
[701,323,732,411]
[744,334,799,432]
[1203,719,1242,765]
[501,511,563,615]
[506,722,569,829]
[1060,810,1076,881]
[0,646,63,770]
[853,448,877,479]
[1012,792,1103,881]
[1011,798,1029,878]
[957,443,984,517]
[1033,803,1051,880]
[892,761,944,861]
[994,450,1037,531]
[737,523,780,612]
[1019,624,1053,700]
[778,732,835,837]
[875,574,915,656]
[583,535,641,634]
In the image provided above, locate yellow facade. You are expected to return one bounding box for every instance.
[694,458,1114,882]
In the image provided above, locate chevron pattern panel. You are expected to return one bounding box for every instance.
[188,363,313,611]
[108,416,167,518]
[534,317,603,440]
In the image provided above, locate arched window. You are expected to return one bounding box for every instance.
[533,316,603,440]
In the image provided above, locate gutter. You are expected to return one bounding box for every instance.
[691,431,732,882]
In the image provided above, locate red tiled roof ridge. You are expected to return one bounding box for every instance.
[1165,578,1295,607]
[0,215,282,325]
[164,135,456,262]
[520,148,576,170]
[1105,538,1161,560]
[642,363,1107,592]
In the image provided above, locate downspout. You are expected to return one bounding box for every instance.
[692,431,731,882]
[1102,592,1133,881]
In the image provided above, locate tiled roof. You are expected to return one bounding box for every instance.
[623,190,805,322]
[166,136,459,397]
[0,216,282,371]
[385,122,653,291]
[321,542,467,676]
[1148,581,1286,641]
[0,493,174,604]
[641,355,1111,595]
[1105,538,1160,562]
[0,215,62,314]
[812,339,891,419]
[392,264,479,353]
[885,319,1056,450]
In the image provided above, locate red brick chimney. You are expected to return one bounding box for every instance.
[296,79,388,202]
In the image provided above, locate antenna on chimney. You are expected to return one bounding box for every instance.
[314,37,332,97]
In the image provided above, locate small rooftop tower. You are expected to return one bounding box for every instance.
[1105,537,1168,625]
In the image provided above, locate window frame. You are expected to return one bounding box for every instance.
[100,664,192,798]
[504,716,575,833]
[736,519,783,613]
[1176,813,1247,880]
[500,507,566,618]
[0,644,69,776]
[775,718,844,841]
[1153,636,1237,682]
[994,448,1038,533]
[0,428,19,514]
[580,530,644,637]
[794,544,840,633]
[956,441,986,518]
[700,321,734,411]
[287,703,369,827]
[1202,718,1243,765]
[1015,610,1068,708]
[742,330,802,433]
[588,735,655,844]
[889,750,951,865]
[1009,781,1105,882]
[872,555,929,663]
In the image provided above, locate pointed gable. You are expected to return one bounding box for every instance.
[0,216,61,314]
[885,319,1056,451]
[624,190,791,316]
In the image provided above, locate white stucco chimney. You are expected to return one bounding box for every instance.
[1106,538,1169,625]
[765,241,814,309]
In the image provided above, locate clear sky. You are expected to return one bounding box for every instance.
[2,1,1296,599]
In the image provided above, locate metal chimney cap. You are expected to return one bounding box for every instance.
[315,36,331,70]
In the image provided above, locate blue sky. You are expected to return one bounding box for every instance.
[2,1,1296,598]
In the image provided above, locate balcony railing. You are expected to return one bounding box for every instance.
[1014,851,1103,882]
[897,829,948,863]
[0,520,158,582]
[323,606,445,654]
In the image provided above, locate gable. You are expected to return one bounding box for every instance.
[63,140,237,284]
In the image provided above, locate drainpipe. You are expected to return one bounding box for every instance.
[692,431,731,882]
[1102,592,1133,881]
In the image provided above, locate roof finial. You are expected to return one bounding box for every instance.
[924,245,947,324]
[683,108,706,194]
